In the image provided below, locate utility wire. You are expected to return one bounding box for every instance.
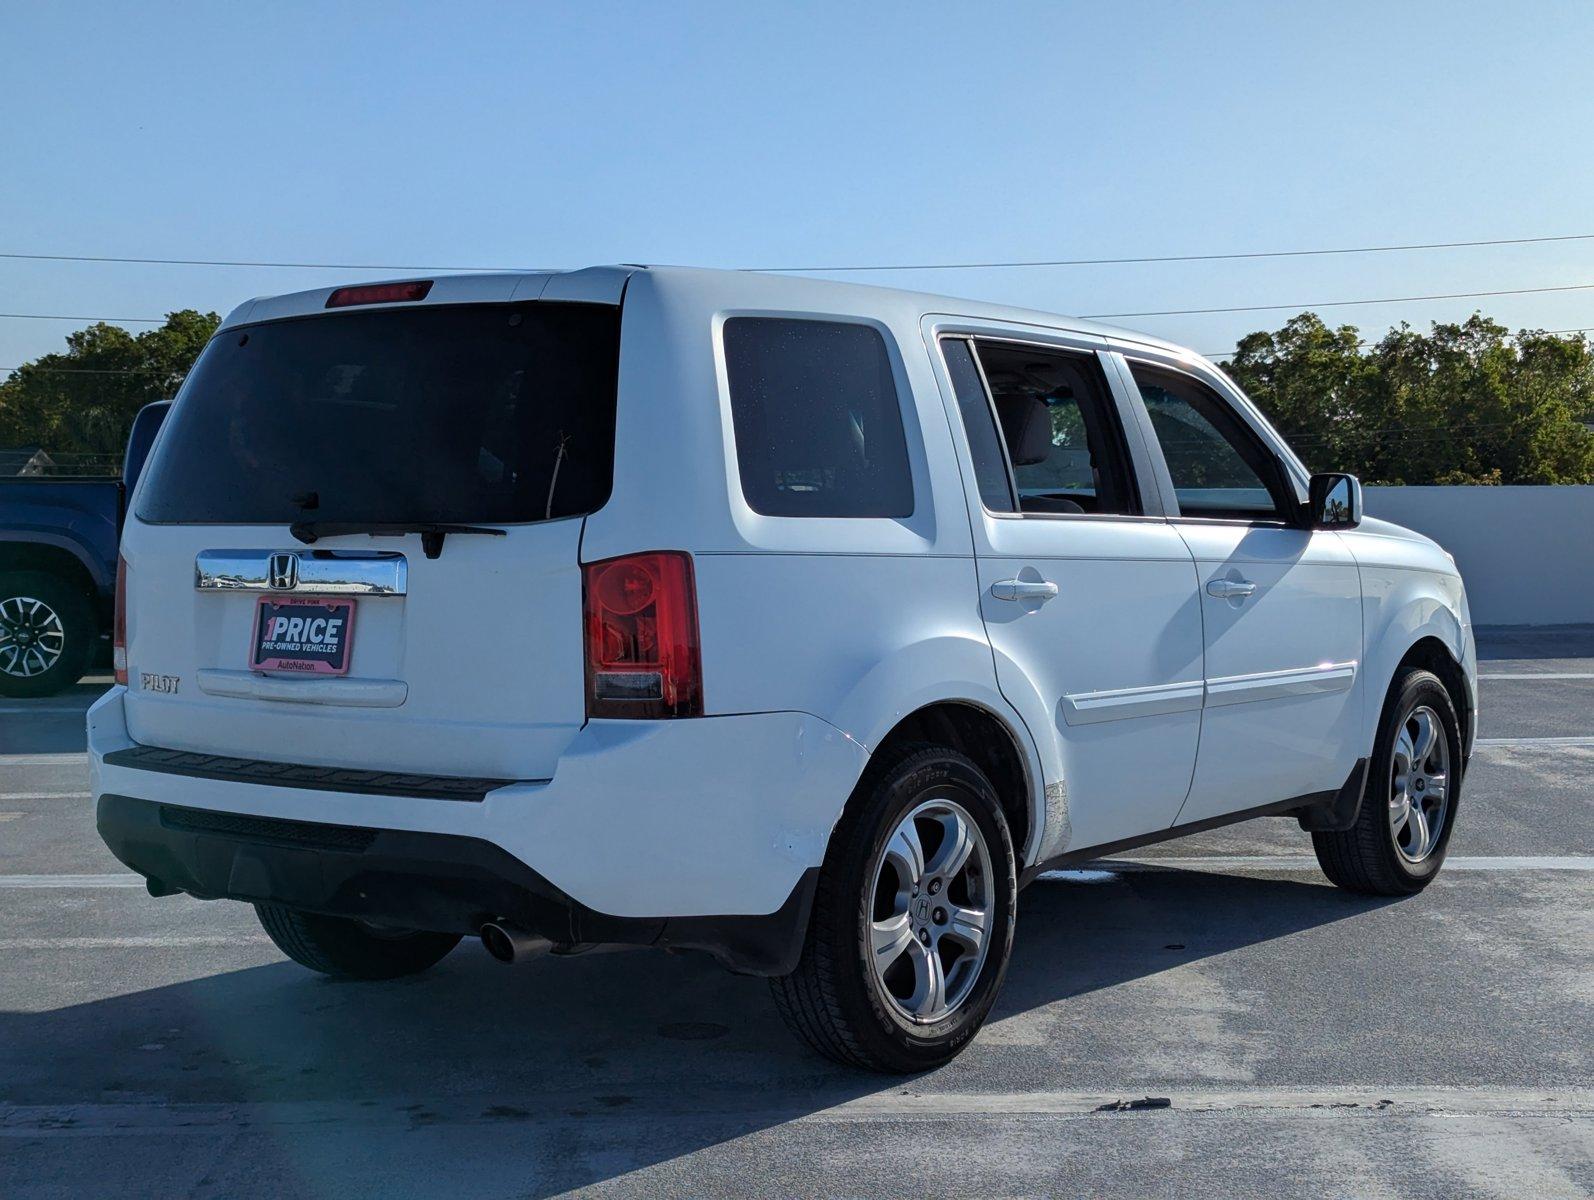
[0,312,167,324]
[7,282,1594,329]
[1082,282,1594,320]
[5,230,1594,274]
[750,233,1594,273]
[1199,325,1594,358]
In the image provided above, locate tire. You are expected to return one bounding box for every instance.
[1313,668,1463,895]
[770,744,1017,1073]
[255,903,462,980]
[0,570,96,699]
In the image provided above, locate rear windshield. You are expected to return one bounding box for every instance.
[137,301,620,525]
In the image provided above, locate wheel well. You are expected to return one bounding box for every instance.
[0,542,100,607]
[869,702,1033,857]
[1399,636,1472,755]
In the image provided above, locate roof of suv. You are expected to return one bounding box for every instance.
[218,264,1202,365]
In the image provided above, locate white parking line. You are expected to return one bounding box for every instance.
[0,791,91,801]
[3,856,1589,892]
[0,936,271,950]
[1043,855,1593,878]
[1478,672,1594,680]
[0,753,87,766]
[0,704,95,715]
[1475,736,1594,748]
[0,874,146,888]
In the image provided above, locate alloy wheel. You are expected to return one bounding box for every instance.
[1389,704,1450,864]
[868,796,993,1025]
[0,595,66,679]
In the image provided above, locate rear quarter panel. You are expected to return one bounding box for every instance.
[584,269,1045,853]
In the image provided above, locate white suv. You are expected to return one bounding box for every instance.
[92,266,1477,1071]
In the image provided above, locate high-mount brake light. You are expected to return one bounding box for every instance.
[324,280,434,308]
[583,551,702,719]
[112,554,128,685]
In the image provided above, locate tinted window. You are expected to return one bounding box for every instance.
[138,302,620,525]
[1130,364,1290,521]
[972,342,1138,516]
[940,337,1015,512]
[722,318,913,518]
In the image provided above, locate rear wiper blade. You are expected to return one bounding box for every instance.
[288,521,506,560]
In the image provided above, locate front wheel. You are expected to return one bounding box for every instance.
[1313,668,1463,895]
[255,903,462,980]
[770,744,1017,1072]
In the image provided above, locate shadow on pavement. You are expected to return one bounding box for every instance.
[2,869,1396,1196]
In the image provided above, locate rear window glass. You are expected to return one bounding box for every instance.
[136,302,620,525]
[722,317,913,518]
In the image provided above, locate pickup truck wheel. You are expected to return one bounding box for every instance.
[1313,668,1463,895]
[770,744,1017,1072]
[0,571,95,699]
[255,903,462,980]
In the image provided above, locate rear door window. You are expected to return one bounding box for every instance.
[722,317,914,518]
[137,301,620,525]
[959,340,1139,516]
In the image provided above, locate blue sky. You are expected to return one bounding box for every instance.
[4,1,1594,370]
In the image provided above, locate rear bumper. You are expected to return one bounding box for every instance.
[96,793,817,974]
[88,687,867,974]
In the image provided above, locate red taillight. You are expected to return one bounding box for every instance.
[583,551,702,719]
[325,280,433,308]
[112,554,129,685]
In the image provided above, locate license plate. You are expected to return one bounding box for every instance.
[250,596,356,675]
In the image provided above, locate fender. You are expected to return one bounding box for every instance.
[0,527,111,593]
[1347,534,1472,757]
[824,631,1052,866]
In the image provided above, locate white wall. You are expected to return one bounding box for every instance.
[1363,486,1594,627]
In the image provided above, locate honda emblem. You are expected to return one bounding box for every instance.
[268,553,299,591]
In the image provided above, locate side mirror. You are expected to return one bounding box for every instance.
[122,400,171,495]
[1308,472,1362,529]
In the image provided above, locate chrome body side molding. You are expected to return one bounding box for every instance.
[1062,661,1357,725]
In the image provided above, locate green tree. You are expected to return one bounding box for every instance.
[1222,313,1594,485]
[0,310,218,471]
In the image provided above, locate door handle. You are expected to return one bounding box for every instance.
[1206,578,1258,599]
[992,579,1059,602]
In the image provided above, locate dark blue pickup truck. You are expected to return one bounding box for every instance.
[0,403,169,697]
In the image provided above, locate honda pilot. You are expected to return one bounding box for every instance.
[92,266,1477,1071]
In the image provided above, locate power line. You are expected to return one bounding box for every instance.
[5,230,1594,274]
[750,233,1594,273]
[0,252,527,272]
[0,312,166,324]
[1083,282,1594,320]
[0,365,187,375]
[6,282,1594,330]
[1199,325,1594,358]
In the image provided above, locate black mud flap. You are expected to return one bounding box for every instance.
[1296,758,1369,833]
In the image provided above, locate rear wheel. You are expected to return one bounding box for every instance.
[255,903,461,980]
[770,744,1017,1072]
[1313,668,1463,895]
[0,570,95,699]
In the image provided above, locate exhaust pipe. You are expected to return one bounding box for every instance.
[480,921,553,965]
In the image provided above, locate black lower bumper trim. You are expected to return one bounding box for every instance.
[95,794,814,976]
[102,743,516,802]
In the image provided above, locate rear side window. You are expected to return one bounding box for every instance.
[137,302,620,525]
[722,317,913,518]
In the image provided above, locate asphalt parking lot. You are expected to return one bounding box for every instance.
[2,629,1591,1199]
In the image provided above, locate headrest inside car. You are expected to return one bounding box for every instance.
[994,395,1053,466]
